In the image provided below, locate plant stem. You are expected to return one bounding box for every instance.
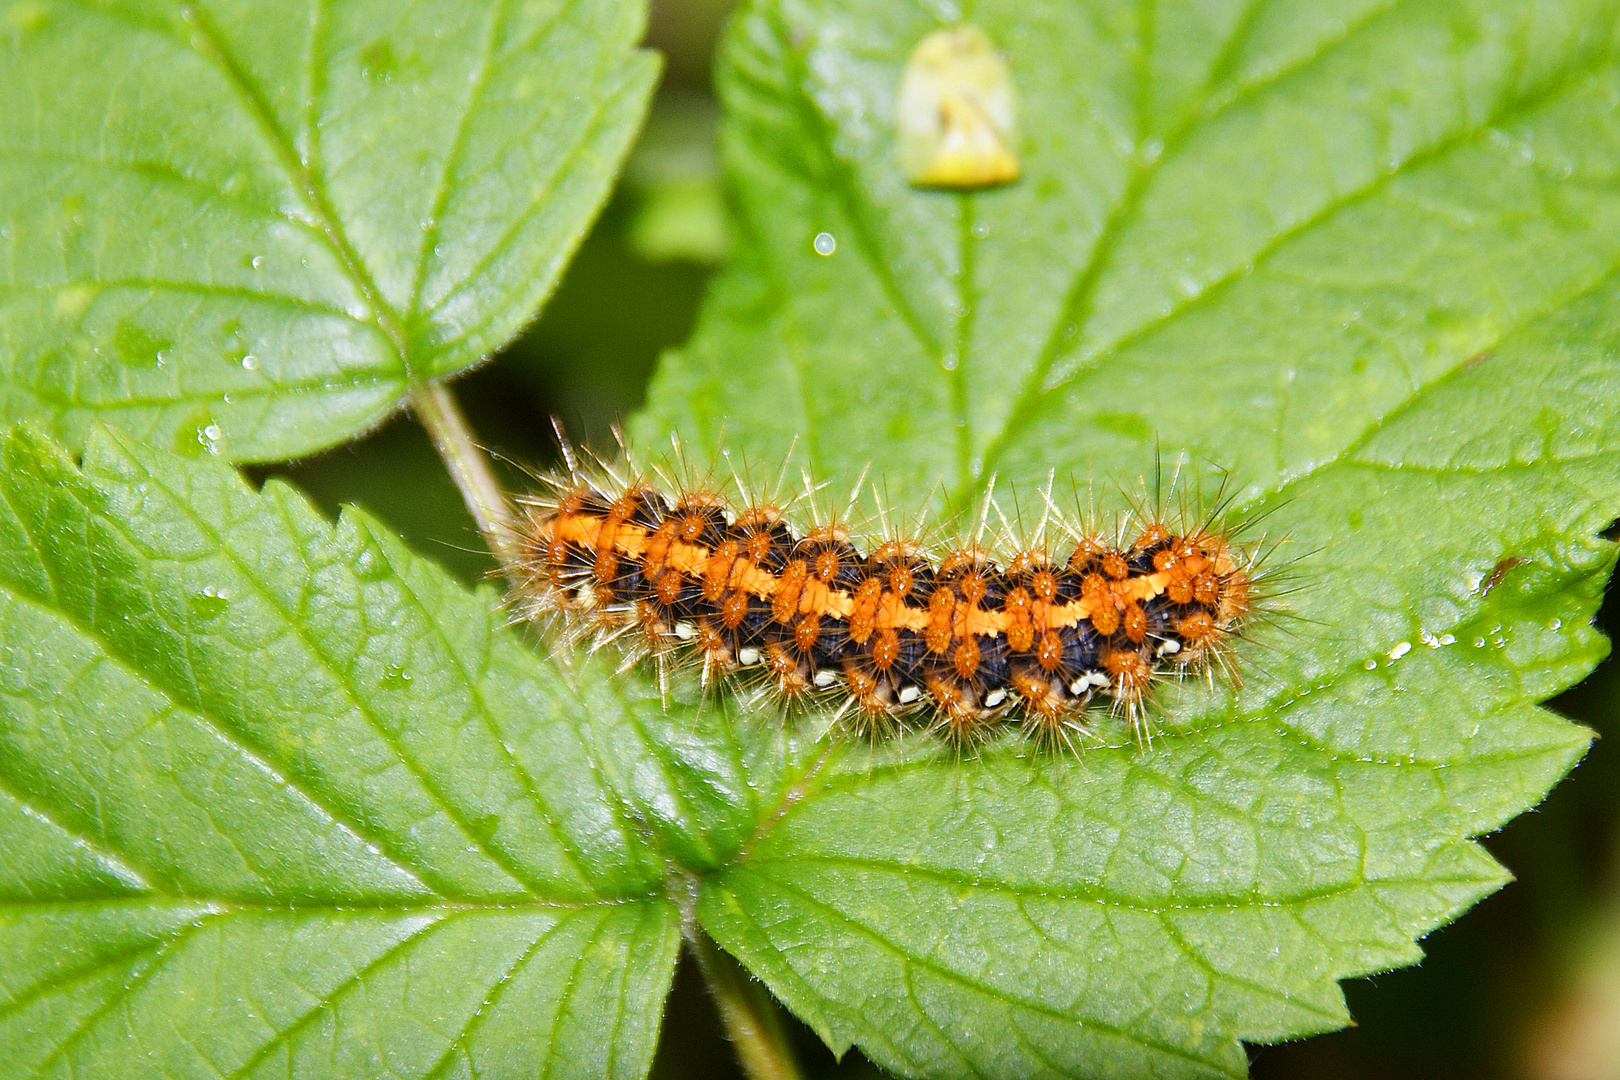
[409,381,519,571]
[687,926,807,1080]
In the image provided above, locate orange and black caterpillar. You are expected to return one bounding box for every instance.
[508,453,1262,747]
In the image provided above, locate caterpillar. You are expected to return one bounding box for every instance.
[507,443,1265,748]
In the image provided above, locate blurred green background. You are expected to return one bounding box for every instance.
[259,3,1620,1077]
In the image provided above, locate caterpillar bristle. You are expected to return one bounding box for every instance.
[507,443,1278,753]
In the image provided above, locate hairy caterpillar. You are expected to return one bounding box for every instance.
[507,441,1268,748]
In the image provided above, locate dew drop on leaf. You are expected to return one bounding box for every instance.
[360,38,398,84]
[112,320,172,368]
[188,587,229,622]
[379,664,412,690]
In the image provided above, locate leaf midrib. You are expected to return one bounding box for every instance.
[0,896,634,911]
[735,852,1383,914]
[403,0,514,323]
[176,1,420,378]
[748,0,1407,500]
[0,277,364,322]
[422,54,655,352]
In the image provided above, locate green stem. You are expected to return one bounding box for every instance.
[410,382,519,571]
[687,926,807,1080]
[669,868,805,1080]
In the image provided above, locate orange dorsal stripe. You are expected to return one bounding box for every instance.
[545,510,1210,639]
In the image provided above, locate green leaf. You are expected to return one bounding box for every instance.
[8,0,1620,1077]
[630,0,1620,1075]
[0,0,658,462]
[0,427,691,1079]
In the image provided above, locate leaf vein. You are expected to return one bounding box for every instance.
[222,912,455,1080]
[739,868,1243,1076]
[422,55,652,356]
[23,914,222,1079]
[351,515,599,891]
[977,5,1616,492]
[418,911,571,1080]
[0,577,437,897]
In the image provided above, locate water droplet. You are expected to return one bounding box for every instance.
[112,320,173,368]
[189,587,230,621]
[361,38,399,84]
[1387,641,1411,660]
[202,424,221,441]
[1473,638,1486,648]
[249,254,265,269]
[812,231,836,256]
[971,221,989,238]
[379,664,413,690]
[221,392,234,404]
[941,351,958,371]
[1548,617,1563,631]
[1363,659,1377,670]
[241,355,258,371]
